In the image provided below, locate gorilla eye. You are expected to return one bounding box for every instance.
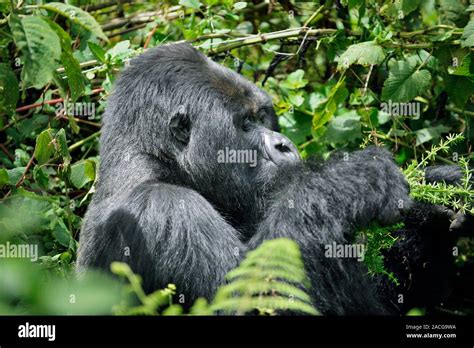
[242,116,252,131]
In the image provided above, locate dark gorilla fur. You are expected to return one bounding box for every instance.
[77,43,469,315]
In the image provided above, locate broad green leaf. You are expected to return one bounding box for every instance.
[449,53,473,77]
[0,168,9,188]
[61,50,85,101]
[414,49,438,70]
[14,149,30,167]
[337,41,385,70]
[9,15,61,89]
[7,167,26,185]
[324,111,362,144]
[281,70,308,90]
[439,0,467,25]
[380,0,418,19]
[33,166,49,189]
[401,0,419,14]
[279,110,312,145]
[44,18,85,101]
[381,56,432,102]
[53,219,72,248]
[313,78,348,131]
[179,0,202,9]
[287,91,305,107]
[461,20,474,48]
[40,2,108,41]
[415,125,451,146]
[70,160,96,189]
[34,129,55,165]
[88,42,106,63]
[106,40,133,61]
[0,64,19,115]
[233,2,247,10]
[445,75,474,107]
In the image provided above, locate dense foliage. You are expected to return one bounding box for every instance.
[0,0,473,315]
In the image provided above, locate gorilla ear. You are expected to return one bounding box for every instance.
[169,109,191,144]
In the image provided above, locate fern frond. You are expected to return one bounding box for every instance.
[209,238,319,315]
[211,296,319,315]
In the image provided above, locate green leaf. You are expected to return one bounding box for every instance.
[88,42,106,63]
[381,56,432,102]
[55,129,71,165]
[313,78,348,131]
[337,41,385,70]
[40,2,108,41]
[106,40,133,61]
[9,15,61,89]
[0,63,19,115]
[439,0,467,25]
[449,53,474,77]
[233,2,247,10]
[179,0,202,9]
[61,50,85,101]
[44,18,85,101]
[461,20,474,48]
[324,111,362,144]
[33,166,49,189]
[280,69,308,90]
[34,129,55,165]
[0,168,9,188]
[7,167,26,185]
[415,125,451,146]
[380,0,419,19]
[53,219,72,248]
[401,0,419,15]
[70,160,96,189]
[445,75,474,107]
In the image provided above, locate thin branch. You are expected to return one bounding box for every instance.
[204,27,338,55]
[0,143,14,161]
[68,131,101,152]
[15,154,34,188]
[446,106,474,118]
[102,6,182,32]
[15,88,104,113]
[57,115,101,128]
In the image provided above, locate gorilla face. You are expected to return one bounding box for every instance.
[166,57,300,225]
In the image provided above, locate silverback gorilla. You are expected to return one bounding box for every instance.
[77,43,468,315]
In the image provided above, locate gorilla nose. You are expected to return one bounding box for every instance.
[263,130,301,165]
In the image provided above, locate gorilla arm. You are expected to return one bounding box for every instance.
[249,146,410,314]
[77,182,245,305]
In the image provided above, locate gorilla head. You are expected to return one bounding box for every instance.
[100,43,299,232]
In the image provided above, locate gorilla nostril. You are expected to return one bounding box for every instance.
[275,143,292,153]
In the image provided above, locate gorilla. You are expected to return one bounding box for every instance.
[77,43,469,315]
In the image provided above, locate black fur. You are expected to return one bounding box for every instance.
[77,43,468,315]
